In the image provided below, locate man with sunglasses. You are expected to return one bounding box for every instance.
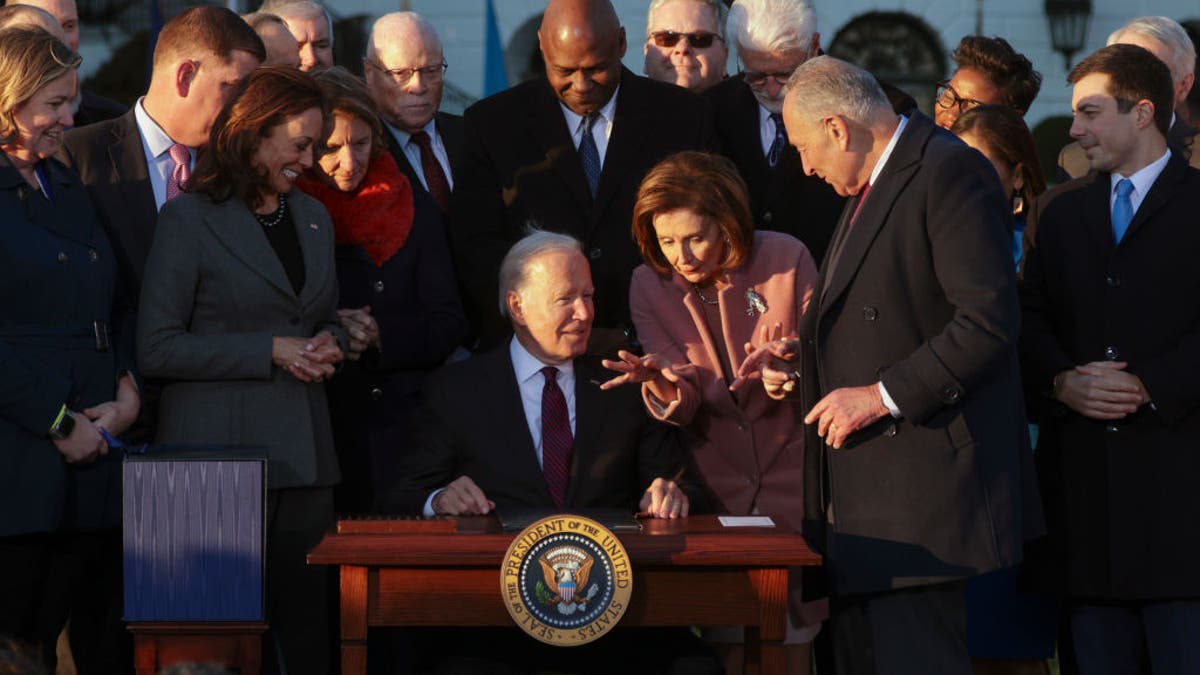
[451,0,715,354]
[365,12,461,215]
[642,0,729,92]
[704,0,845,264]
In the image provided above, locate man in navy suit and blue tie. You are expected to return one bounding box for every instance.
[1021,43,1200,675]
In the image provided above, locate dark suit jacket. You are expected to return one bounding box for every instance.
[72,90,127,129]
[1020,153,1200,599]
[383,111,463,204]
[799,113,1034,596]
[0,155,131,536]
[137,189,347,490]
[1057,118,1200,181]
[387,346,702,515]
[60,110,158,298]
[450,68,717,349]
[705,78,845,263]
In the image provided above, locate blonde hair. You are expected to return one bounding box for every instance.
[0,27,80,145]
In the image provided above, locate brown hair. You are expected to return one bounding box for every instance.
[951,36,1042,114]
[1069,43,1173,138]
[950,104,1046,199]
[153,6,265,70]
[632,151,754,277]
[311,66,386,156]
[0,27,79,146]
[188,66,328,209]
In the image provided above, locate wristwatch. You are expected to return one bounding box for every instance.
[49,405,76,441]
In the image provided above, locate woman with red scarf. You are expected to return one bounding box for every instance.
[297,67,466,513]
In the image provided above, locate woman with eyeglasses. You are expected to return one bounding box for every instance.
[603,151,822,675]
[295,67,466,513]
[0,27,139,669]
[935,35,1042,130]
[642,0,729,92]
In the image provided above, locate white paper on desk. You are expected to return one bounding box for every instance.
[719,516,775,527]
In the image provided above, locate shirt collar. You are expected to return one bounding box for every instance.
[134,97,184,159]
[388,117,438,148]
[509,335,575,384]
[559,84,620,132]
[1111,148,1172,199]
[868,114,908,187]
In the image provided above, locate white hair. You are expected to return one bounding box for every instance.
[645,0,727,42]
[1108,16,1196,85]
[367,11,442,59]
[784,55,890,127]
[259,0,333,46]
[498,230,584,317]
[727,0,816,55]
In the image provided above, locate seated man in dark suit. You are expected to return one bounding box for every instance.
[451,0,716,353]
[1022,43,1200,675]
[387,231,719,675]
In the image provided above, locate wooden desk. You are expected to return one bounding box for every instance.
[308,515,820,675]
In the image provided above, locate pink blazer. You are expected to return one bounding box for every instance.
[631,231,818,531]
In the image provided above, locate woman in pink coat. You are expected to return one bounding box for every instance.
[603,151,821,674]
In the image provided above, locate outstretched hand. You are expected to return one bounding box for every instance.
[599,350,673,390]
[731,323,800,399]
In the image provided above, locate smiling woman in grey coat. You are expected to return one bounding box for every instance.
[137,66,346,675]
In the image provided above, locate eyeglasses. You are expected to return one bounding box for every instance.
[365,58,448,84]
[742,68,794,88]
[648,30,723,49]
[934,80,985,114]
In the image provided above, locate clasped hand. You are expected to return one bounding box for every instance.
[732,323,800,399]
[273,331,344,383]
[338,305,381,361]
[1055,360,1149,420]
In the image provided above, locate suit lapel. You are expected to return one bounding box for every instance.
[107,112,158,246]
[525,82,593,223]
[201,198,296,299]
[289,190,331,309]
[567,358,607,506]
[1082,173,1116,257]
[1122,153,1188,245]
[818,116,925,314]
[593,70,650,226]
[494,348,552,504]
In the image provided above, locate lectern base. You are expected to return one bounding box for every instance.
[129,621,267,675]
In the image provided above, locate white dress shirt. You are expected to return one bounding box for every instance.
[559,85,620,168]
[423,337,577,515]
[386,118,455,191]
[758,103,779,158]
[1110,148,1171,216]
[133,97,194,211]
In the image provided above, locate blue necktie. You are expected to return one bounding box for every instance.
[1112,178,1134,244]
[767,113,786,168]
[579,114,601,198]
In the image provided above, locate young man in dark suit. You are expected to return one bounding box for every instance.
[1021,43,1200,675]
[450,0,716,353]
[772,55,1032,675]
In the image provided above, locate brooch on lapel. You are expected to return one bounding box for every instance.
[745,289,768,317]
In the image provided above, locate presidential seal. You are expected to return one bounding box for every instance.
[501,514,633,646]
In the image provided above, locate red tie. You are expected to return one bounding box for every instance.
[410,130,451,214]
[165,143,191,202]
[850,182,872,223]
[540,366,573,509]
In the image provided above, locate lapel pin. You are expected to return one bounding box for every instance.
[309,222,319,230]
[745,289,768,317]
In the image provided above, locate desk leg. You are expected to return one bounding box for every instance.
[748,568,788,675]
[341,564,369,675]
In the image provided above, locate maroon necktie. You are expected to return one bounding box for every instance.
[540,366,573,509]
[409,130,451,214]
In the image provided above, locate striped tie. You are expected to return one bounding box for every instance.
[540,366,573,509]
